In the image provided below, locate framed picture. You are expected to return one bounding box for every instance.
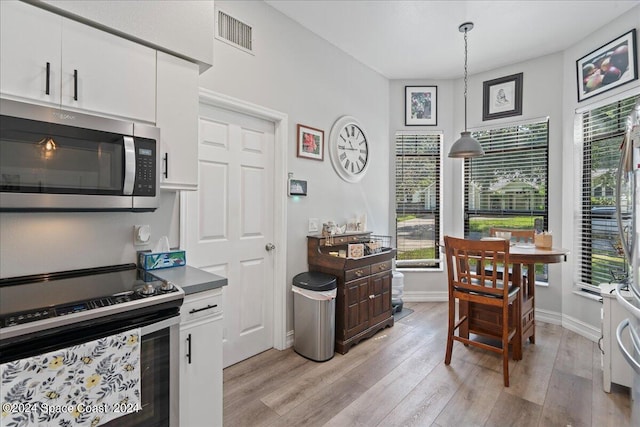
[297,124,324,160]
[482,73,523,121]
[576,29,637,102]
[405,86,437,126]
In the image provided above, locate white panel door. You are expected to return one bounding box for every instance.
[184,103,275,368]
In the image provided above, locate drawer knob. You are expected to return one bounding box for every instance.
[355,270,363,277]
[369,294,375,299]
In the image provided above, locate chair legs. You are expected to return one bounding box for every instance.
[445,296,455,365]
[502,303,510,387]
[446,297,516,387]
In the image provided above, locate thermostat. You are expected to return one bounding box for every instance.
[288,178,307,197]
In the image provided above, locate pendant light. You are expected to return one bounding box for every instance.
[448,22,484,158]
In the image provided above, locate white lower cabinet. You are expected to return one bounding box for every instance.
[180,289,223,426]
[601,283,633,391]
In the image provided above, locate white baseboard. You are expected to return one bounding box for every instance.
[402,291,448,302]
[285,329,294,349]
[535,308,562,325]
[560,312,601,342]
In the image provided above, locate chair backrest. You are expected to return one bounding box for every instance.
[490,227,535,244]
[444,235,511,299]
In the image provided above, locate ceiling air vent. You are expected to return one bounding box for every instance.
[216,10,253,54]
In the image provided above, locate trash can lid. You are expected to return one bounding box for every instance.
[293,271,337,291]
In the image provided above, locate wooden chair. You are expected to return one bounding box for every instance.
[444,235,521,387]
[490,227,536,311]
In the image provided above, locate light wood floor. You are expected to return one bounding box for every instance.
[223,302,631,426]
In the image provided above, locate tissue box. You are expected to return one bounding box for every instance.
[534,234,552,249]
[139,250,186,271]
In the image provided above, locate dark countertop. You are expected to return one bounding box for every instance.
[150,265,227,295]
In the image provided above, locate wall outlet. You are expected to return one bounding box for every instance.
[308,218,319,233]
[134,225,151,245]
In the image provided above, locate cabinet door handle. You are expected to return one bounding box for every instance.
[186,333,192,364]
[189,304,218,314]
[73,69,78,101]
[163,153,169,179]
[45,62,50,95]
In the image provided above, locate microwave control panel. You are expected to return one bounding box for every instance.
[134,137,156,196]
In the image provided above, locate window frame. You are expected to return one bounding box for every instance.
[394,130,443,270]
[463,118,550,283]
[574,93,639,292]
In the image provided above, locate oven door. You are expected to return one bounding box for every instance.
[107,316,180,427]
[0,311,180,427]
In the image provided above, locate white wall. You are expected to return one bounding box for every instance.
[394,5,640,337]
[2,0,637,337]
[0,192,180,277]
[560,6,640,330]
[199,1,391,331]
[392,52,564,310]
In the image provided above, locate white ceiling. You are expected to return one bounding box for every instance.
[265,0,639,80]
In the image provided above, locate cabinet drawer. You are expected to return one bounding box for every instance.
[371,260,392,274]
[181,289,223,324]
[333,235,361,245]
[345,266,371,282]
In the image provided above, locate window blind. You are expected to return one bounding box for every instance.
[464,120,549,236]
[577,94,639,288]
[395,132,442,268]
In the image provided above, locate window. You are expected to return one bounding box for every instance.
[577,94,639,289]
[464,120,549,281]
[395,132,442,268]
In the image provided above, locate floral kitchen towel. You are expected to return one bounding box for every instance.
[1,329,141,427]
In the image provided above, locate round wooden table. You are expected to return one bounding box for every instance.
[505,245,569,359]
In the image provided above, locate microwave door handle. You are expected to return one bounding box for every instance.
[123,136,136,195]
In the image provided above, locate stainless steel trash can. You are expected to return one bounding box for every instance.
[292,272,337,362]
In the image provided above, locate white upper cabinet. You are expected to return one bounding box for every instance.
[0,1,156,123]
[60,19,156,122]
[156,52,199,190]
[1,1,62,105]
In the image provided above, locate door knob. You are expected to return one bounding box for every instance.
[265,243,276,251]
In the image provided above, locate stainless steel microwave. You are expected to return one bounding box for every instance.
[0,99,159,212]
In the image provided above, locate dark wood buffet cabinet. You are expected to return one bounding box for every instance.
[307,232,396,354]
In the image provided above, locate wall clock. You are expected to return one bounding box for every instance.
[328,116,370,183]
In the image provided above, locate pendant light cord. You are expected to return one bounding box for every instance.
[463,27,468,132]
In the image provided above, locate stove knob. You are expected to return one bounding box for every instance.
[140,283,156,296]
[161,281,175,292]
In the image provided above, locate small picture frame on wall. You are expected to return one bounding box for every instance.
[405,86,437,126]
[576,29,637,102]
[297,124,324,160]
[482,73,523,121]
